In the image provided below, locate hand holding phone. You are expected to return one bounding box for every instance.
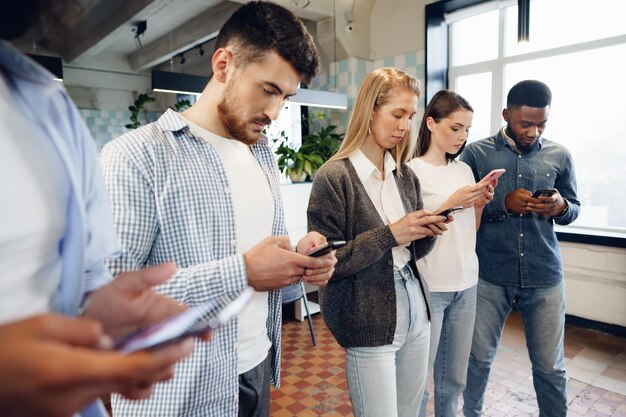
[435,206,464,220]
[114,287,254,353]
[307,240,347,257]
[532,189,556,199]
[478,169,505,186]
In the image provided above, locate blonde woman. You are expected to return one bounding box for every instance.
[307,68,448,417]
[408,90,494,417]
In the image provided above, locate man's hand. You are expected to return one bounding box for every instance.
[296,232,337,286]
[505,188,566,217]
[390,209,448,246]
[528,189,567,217]
[0,314,194,417]
[243,236,336,291]
[83,263,187,339]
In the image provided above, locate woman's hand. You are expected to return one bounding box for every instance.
[390,209,448,246]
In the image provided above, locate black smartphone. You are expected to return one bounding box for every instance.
[307,240,347,257]
[114,287,254,353]
[532,189,556,198]
[436,206,464,220]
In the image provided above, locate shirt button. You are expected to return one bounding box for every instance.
[521,253,525,257]
[519,214,523,217]
[547,173,551,177]
[502,214,506,218]
[224,187,231,194]
[520,233,524,237]
[518,174,522,178]
[387,259,393,266]
[388,293,394,301]
[518,155,522,158]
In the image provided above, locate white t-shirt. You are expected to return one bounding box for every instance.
[184,117,273,374]
[350,149,411,269]
[408,158,479,292]
[0,73,67,323]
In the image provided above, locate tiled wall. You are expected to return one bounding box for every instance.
[310,50,426,132]
[79,109,160,151]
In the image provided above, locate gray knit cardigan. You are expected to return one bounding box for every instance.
[307,158,435,348]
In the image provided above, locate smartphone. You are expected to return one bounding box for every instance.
[436,206,464,220]
[532,189,556,198]
[478,168,506,185]
[114,287,254,353]
[307,240,347,257]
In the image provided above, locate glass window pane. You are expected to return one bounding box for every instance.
[454,72,492,143]
[505,0,626,57]
[505,44,626,230]
[450,9,499,66]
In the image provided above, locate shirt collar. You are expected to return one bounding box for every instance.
[349,149,396,185]
[498,127,543,152]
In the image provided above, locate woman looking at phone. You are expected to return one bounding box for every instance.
[408,90,495,417]
[307,68,448,417]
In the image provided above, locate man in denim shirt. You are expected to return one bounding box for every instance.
[461,80,580,417]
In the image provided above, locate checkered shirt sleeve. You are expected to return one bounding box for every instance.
[99,110,285,416]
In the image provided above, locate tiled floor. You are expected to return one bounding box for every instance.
[271,308,626,416]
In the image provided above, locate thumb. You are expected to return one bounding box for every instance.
[115,262,177,294]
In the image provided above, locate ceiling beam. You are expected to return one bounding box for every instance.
[128,1,240,71]
[61,0,168,63]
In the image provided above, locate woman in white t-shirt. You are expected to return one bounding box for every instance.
[408,90,495,417]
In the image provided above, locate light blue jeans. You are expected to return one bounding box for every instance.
[346,265,431,417]
[463,279,567,417]
[419,285,477,417]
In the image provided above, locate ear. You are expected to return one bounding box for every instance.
[502,108,510,123]
[212,48,232,83]
[426,116,437,132]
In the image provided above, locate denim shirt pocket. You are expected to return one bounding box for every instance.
[533,169,557,192]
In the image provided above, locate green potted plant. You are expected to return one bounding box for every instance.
[299,112,344,180]
[272,131,325,182]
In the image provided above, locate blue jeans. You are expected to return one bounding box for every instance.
[346,265,430,417]
[419,286,477,417]
[463,279,567,417]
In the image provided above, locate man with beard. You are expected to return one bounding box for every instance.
[99,2,336,416]
[460,80,580,417]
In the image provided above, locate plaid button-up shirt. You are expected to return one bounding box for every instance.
[100,109,284,416]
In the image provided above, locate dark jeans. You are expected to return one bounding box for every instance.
[238,352,271,417]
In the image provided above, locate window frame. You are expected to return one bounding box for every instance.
[425,0,626,247]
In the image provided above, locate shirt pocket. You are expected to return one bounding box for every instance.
[533,169,557,191]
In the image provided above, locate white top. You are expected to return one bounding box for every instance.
[0,73,67,322]
[184,117,273,374]
[408,158,479,292]
[350,149,411,269]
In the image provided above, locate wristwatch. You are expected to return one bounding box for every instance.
[557,201,569,217]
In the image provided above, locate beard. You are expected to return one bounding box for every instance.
[506,124,533,154]
[217,80,270,145]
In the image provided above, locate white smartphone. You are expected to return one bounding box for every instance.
[114,287,254,353]
[478,168,505,186]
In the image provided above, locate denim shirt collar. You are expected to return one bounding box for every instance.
[495,128,543,154]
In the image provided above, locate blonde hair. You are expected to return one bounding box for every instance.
[330,67,421,167]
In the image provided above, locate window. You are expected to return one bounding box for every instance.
[446,0,626,234]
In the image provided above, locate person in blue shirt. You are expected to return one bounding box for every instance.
[460,80,580,417]
[0,2,198,416]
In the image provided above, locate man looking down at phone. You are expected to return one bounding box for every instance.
[460,80,580,417]
[99,2,336,416]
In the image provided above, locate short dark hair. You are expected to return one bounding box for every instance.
[215,1,320,86]
[507,80,552,108]
[416,89,474,162]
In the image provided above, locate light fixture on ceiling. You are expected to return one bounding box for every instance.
[290,88,348,110]
[152,70,347,109]
[179,53,186,65]
[518,0,530,44]
[152,70,208,96]
[197,45,205,57]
